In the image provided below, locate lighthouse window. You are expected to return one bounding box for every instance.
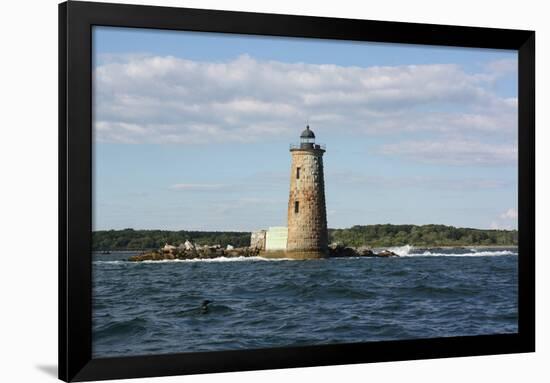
[294,201,299,213]
[296,167,301,179]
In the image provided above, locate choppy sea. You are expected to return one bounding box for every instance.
[92,246,518,357]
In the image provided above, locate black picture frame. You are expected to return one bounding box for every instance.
[59,1,535,381]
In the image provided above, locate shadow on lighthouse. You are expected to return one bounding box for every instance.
[253,125,329,260]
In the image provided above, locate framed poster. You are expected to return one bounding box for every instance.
[59,1,535,381]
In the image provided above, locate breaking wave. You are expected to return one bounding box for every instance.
[387,244,415,256]
[413,249,517,257]
[390,245,518,257]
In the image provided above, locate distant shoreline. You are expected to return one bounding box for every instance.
[92,225,518,252]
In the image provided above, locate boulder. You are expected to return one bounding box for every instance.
[357,246,375,257]
[162,243,177,254]
[128,251,165,261]
[376,250,399,257]
[328,244,358,257]
[326,245,398,258]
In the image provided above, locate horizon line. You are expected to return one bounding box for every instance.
[92,223,518,232]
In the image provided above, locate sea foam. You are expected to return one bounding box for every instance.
[387,244,415,256]
[94,256,294,265]
[404,249,517,257]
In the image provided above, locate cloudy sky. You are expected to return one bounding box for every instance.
[92,27,518,232]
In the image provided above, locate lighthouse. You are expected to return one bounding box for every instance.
[286,125,328,259]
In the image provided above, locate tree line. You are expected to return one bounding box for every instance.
[93,224,517,251]
[92,229,251,251]
[328,224,518,248]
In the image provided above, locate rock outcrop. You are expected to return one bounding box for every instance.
[128,241,398,262]
[375,250,399,257]
[328,243,398,258]
[128,246,260,262]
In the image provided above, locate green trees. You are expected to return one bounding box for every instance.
[327,224,517,247]
[92,229,251,251]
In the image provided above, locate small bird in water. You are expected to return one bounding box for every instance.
[201,300,212,314]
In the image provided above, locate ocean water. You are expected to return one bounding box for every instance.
[92,246,518,358]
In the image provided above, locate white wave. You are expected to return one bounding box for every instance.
[387,244,414,256]
[403,249,517,257]
[93,256,295,264]
[93,256,293,264]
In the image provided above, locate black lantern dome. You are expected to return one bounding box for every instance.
[300,125,315,148]
[300,125,315,139]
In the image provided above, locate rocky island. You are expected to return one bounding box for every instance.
[127,240,398,262]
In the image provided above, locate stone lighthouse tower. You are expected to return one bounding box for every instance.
[286,125,328,259]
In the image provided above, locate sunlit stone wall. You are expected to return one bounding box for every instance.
[286,147,328,256]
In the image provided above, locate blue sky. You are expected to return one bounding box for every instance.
[92,26,518,232]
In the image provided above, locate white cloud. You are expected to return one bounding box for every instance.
[93,54,517,149]
[489,208,518,230]
[489,221,513,230]
[327,170,512,190]
[485,58,517,76]
[170,183,225,191]
[170,171,288,193]
[380,139,517,166]
[500,208,518,219]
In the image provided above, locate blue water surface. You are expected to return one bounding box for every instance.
[92,248,518,357]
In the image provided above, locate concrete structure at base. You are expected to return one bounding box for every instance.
[250,230,267,250]
[250,227,288,251]
[286,126,328,258]
[265,226,288,251]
